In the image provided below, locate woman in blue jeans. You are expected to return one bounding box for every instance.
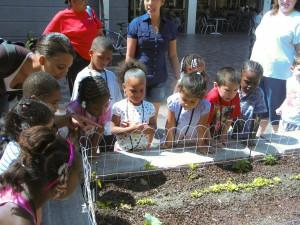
[126,0,180,122]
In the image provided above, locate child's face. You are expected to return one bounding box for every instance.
[216,82,239,102]
[292,64,300,78]
[41,89,61,112]
[240,71,260,94]
[123,77,146,105]
[179,87,200,110]
[41,53,73,80]
[89,48,112,71]
[86,96,110,117]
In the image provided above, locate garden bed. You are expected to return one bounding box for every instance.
[95,155,300,225]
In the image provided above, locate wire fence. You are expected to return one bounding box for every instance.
[78,119,300,225]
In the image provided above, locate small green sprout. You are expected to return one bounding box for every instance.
[96,200,113,209]
[120,202,133,210]
[232,159,252,173]
[263,154,278,166]
[144,162,156,170]
[137,198,156,206]
[144,213,162,225]
[188,163,198,171]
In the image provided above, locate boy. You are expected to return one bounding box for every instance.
[71,36,122,151]
[71,36,122,105]
[234,60,267,142]
[205,67,241,144]
[276,56,300,131]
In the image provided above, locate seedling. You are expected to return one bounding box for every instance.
[96,200,113,209]
[137,197,156,206]
[188,163,198,171]
[232,159,252,173]
[144,213,162,225]
[263,154,278,166]
[144,162,156,170]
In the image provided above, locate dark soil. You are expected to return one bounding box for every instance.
[95,155,300,225]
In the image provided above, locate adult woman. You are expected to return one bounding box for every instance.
[0,126,81,225]
[0,32,74,116]
[44,0,103,92]
[126,0,180,120]
[250,0,300,135]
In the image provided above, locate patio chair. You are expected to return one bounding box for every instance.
[200,16,216,34]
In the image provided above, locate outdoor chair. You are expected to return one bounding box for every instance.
[200,16,216,34]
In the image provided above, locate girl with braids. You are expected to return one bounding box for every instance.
[0,98,54,174]
[0,126,81,225]
[164,72,210,149]
[111,60,156,151]
[67,76,111,152]
[0,32,74,116]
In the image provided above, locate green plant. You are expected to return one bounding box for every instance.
[91,171,102,189]
[190,176,281,199]
[144,213,162,225]
[188,163,198,171]
[137,197,156,206]
[263,154,278,166]
[144,162,156,170]
[96,200,113,209]
[232,159,252,173]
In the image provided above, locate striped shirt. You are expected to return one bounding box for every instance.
[0,141,20,174]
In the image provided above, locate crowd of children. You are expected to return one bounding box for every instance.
[0,32,299,224]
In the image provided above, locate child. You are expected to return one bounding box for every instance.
[0,126,81,225]
[233,60,267,140]
[165,72,210,148]
[22,71,61,112]
[205,67,241,143]
[111,60,156,151]
[276,57,300,131]
[71,36,122,105]
[174,53,207,93]
[0,98,54,174]
[180,53,206,76]
[67,76,111,153]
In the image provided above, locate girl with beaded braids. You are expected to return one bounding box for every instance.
[67,76,111,152]
[0,126,81,225]
[0,98,54,174]
[0,32,74,116]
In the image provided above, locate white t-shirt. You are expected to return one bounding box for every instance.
[71,67,123,105]
[112,99,155,151]
[281,76,300,125]
[167,93,210,140]
[0,141,20,174]
[251,10,300,80]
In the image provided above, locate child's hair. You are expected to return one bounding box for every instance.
[91,36,113,52]
[241,60,263,79]
[178,72,207,98]
[0,126,73,193]
[180,53,206,74]
[5,98,53,140]
[117,59,147,84]
[22,71,60,99]
[78,76,110,105]
[215,67,240,86]
[35,32,75,58]
[293,56,300,67]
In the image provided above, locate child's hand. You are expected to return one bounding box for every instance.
[141,123,155,135]
[275,108,282,115]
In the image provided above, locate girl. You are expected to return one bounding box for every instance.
[0,32,74,116]
[180,53,206,76]
[0,98,54,174]
[67,76,111,153]
[0,126,81,225]
[165,72,210,148]
[111,60,156,151]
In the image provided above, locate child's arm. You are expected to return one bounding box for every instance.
[197,113,209,147]
[143,115,156,149]
[164,110,176,148]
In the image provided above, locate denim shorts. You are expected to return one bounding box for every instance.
[260,77,286,124]
[146,82,166,103]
